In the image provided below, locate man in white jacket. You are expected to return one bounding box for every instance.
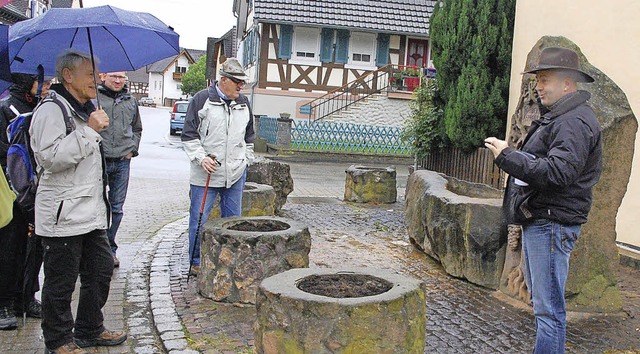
[30,50,127,354]
[181,58,255,274]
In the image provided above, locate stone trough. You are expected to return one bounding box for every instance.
[255,268,426,354]
[405,170,506,289]
[210,182,276,218]
[198,216,311,304]
[344,165,397,203]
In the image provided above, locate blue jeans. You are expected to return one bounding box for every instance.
[188,170,246,266]
[105,158,131,255]
[522,219,580,354]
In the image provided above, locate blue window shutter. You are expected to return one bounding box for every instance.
[320,28,334,63]
[376,33,390,66]
[335,29,349,64]
[278,24,293,60]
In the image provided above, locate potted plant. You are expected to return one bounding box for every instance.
[402,67,421,92]
[279,112,291,121]
[389,73,403,90]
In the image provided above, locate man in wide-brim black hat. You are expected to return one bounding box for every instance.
[485,46,603,353]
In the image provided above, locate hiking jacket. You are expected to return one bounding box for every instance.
[181,83,255,187]
[496,90,603,225]
[97,85,142,159]
[29,89,109,237]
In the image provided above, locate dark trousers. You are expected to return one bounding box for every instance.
[105,158,131,255]
[0,203,40,309]
[41,230,114,349]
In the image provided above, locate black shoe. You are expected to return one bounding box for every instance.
[113,255,120,268]
[0,306,17,330]
[74,329,127,348]
[14,298,42,318]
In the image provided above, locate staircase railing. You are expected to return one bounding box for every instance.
[303,64,414,121]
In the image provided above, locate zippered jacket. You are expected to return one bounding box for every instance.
[97,85,142,159]
[496,90,603,225]
[181,83,255,187]
[29,88,109,236]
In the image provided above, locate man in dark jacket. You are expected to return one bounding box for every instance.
[0,73,50,329]
[485,47,603,354]
[97,72,142,268]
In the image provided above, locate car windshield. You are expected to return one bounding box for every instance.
[176,102,189,113]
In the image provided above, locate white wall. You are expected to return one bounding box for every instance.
[148,73,164,105]
[509,0,640,252]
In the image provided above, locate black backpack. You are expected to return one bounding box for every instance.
[6,95,75,219]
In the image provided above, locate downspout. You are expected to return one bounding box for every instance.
[161,72,165,106]
[249,21,260,111]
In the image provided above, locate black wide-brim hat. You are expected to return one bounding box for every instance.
[522,46,594,83]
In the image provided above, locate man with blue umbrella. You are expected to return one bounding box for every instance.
[29,49,127,354]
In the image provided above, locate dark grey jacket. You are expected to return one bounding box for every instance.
[97,85,142,159]
[496,91,603,225]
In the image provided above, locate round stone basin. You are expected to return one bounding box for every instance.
[198,216,311,304]
[255,268,426,354]
[297,273,393,298]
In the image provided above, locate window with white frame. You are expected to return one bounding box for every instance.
[348,32,376,68]
[291,27,320,64]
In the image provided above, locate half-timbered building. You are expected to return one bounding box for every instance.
[233,0,436,119]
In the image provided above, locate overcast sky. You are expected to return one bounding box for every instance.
[81,0,236,50]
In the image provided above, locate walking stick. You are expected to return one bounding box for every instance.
[187,172,211,283]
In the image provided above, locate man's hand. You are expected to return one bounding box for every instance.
[484,137,508,159]
[200,155,219,174]
[88,109,110,133]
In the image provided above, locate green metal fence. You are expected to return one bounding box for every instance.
[257,117,412,156]
[291,119,411,155]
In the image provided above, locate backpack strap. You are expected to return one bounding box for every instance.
[37,92,76,135]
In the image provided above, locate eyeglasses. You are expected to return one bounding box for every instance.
[107,75,128,81]
[227,77,246,87]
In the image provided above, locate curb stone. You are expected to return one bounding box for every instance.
[125,215,197,354]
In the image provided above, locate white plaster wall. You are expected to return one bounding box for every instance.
[509,0,640,250]
[148,73,164,105]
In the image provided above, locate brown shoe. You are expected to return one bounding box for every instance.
[74,329,127,348]
[45,341,87,354]
[189,265,200,276]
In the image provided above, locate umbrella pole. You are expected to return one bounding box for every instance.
[85,27,101,109]
[79,0,101,109]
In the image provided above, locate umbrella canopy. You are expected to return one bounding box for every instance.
[1,24,11,93]
[8,5,180,76]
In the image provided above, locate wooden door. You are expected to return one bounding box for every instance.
[406,38,429,67]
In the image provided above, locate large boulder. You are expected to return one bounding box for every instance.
[505,36,637,312]
[405,170,506,289]
[246,156,294,213]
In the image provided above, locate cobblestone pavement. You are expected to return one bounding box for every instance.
[168,158,640,354]
[0,175,191,353]
[1,157,639,354]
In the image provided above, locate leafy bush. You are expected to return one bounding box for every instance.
[402,79,448,158]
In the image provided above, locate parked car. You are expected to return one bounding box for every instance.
[170,100,189,135]
[139,97,156,107]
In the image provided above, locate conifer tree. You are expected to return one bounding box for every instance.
[429,0,515,151]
